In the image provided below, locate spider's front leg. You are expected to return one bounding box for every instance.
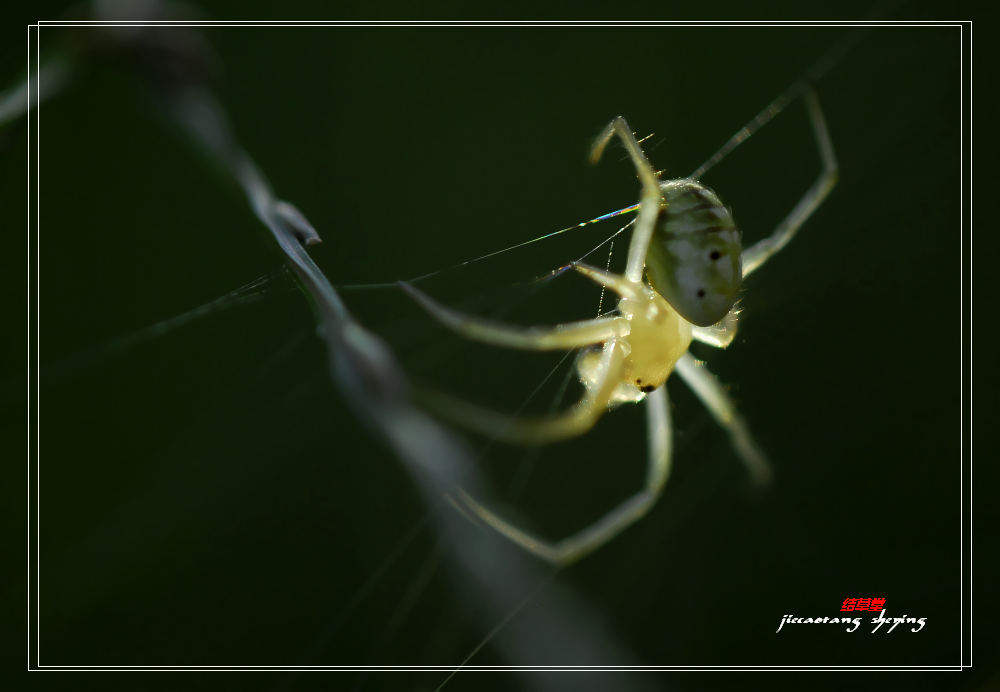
[590,117,664,284]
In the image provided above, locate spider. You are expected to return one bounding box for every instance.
[401,87,838,566]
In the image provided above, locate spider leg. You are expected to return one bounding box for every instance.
[449,386,673,566]
[742,87,839,276]
[571,261,643,297]
[590,117,664,285]
[674,352,772,486]
[418,341,626,445]
[691,307,740,349]
[400,282,629,351]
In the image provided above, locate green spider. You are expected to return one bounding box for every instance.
[403,87,838,566]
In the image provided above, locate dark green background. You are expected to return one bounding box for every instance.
[6,3,977,690]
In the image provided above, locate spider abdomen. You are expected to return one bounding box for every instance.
[645,179,742,327]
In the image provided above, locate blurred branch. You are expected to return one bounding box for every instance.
[0,55,72,127]
[156,56,646,692]
[17,4,650,683]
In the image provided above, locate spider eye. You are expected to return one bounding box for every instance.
[645,180,742,326]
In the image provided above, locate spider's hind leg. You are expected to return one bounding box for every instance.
[674,352,773,486]
[570,261,643,297]
[399,282,628,351]
[741,87,838,277]
[691,307,740,349]
[416,341,626,446]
